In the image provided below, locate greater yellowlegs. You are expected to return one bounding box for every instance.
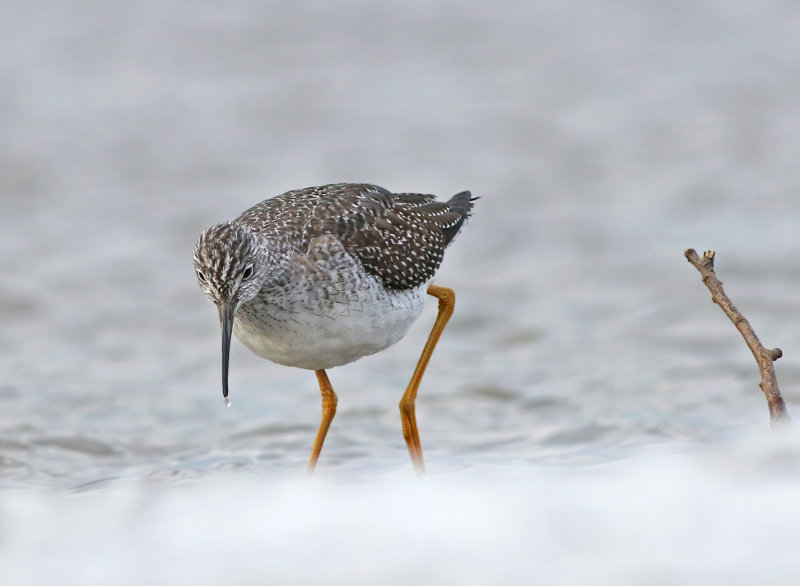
[193,183,475,472]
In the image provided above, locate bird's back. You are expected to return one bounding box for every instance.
[235,183,475,290]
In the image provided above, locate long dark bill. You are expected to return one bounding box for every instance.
[218,302,235,400]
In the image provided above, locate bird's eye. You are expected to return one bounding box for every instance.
[196,270,207,283]
[242,265,254,280]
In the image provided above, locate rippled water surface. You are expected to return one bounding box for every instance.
[2,1,800,583]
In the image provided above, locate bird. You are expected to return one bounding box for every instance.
[193,182,475,472]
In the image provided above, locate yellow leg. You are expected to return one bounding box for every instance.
[307,369,338,473]
[399,284,456,473]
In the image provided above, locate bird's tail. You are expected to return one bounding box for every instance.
[440,190,477,246]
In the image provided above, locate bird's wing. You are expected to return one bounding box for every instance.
[305,184,471,290]
[237,183,472,290]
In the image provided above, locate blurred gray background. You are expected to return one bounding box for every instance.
[3,1,800,584]
[3,0,800,485]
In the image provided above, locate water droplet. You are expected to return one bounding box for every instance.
[224,397,231,408]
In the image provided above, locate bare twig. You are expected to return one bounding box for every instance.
[685,249,791,427]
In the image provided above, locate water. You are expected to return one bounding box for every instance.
[2,0,800,583]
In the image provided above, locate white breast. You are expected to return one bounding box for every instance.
[233,278,427,370]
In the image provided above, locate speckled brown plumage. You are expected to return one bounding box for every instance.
[235,183,474,290]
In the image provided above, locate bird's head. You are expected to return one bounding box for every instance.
[193,222,267,308]
[193,222,267,402]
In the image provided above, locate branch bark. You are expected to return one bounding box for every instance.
[685,248,791,428]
